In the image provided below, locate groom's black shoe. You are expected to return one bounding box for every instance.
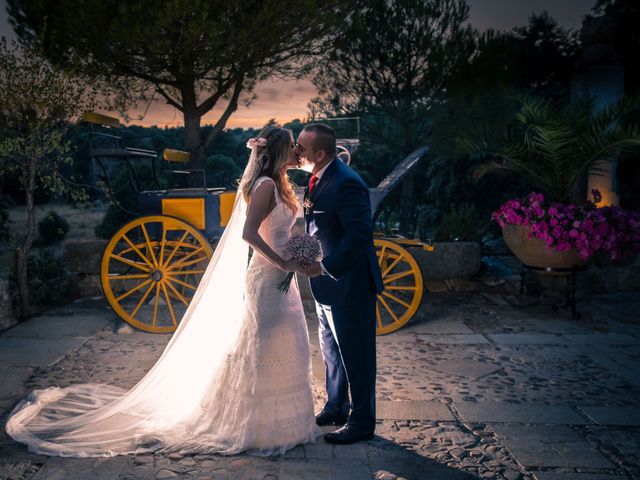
[324,425,374,444]
[315,410,348,427]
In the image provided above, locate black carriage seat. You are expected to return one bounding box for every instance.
[81,112,158,161]
[162,149,206,188]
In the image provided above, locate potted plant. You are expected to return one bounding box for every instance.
[472,95,640,269]
[492,190,640,269]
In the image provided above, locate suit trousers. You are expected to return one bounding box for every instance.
[315,294,377,432]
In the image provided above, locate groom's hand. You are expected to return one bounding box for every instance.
[304,262,323,278]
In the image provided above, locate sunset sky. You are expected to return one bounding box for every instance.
[1,0,592,129]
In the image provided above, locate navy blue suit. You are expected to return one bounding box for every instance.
[304,159,383,432]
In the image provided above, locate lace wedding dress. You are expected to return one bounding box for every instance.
[5,176,320,457]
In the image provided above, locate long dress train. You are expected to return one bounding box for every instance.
[5,176,321,457]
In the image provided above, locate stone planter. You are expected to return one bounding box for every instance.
[413,241,482,280]
[502,224,589,271]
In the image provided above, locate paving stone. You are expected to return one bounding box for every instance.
[32,456,129,480]
[486,334,570,345]
[413,334,490,344]
[432,360,502,380]
[533,473,626,480]
[280,460,370,480]
[0,337,89,367]
[578,406,640,426]
[561,334,640,345]
[0,367,33,399]
[377,400,454,421]
[3,314,112,339]
[490,424,615,469]
[456,402,590,425]
[410,318,475,335]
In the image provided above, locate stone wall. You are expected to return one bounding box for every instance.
[64,239,107,297]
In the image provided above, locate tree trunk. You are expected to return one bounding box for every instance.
[15,247,30,321]
[16,158,37,320]
[183,109,205,188]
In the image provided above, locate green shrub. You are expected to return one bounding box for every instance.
[433,204,488,242]
[9,247,80,307]
[37,210,70,246]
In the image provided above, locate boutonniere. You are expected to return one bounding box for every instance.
[303,197,314,214]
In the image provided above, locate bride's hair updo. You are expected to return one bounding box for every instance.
[239,125,298,214]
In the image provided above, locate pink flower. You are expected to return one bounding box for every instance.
[492,191,640,261]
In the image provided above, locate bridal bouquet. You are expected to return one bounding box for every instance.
[278,234,323,294]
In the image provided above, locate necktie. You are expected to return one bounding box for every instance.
[308,174,319,194]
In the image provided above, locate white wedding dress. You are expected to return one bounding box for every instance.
[5,176,321,457]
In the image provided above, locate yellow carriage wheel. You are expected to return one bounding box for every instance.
[101,215,213,333]
[374,239,423,335]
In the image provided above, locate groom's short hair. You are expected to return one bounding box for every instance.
[303,124,336,157]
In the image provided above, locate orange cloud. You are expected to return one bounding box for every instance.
[130,78,318,129]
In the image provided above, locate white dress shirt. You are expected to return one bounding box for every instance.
[310,159,336,279]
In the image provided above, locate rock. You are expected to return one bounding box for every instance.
[156,469,179,479]
[134,455,154,464]
[374,472,397,480]
[115,321,135,335]
[503,470,521,480]
[449,447,465,460]
[167,452,184,460]
[444,278,485,292]
[425,279,449,293]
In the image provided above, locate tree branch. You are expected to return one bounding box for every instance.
[202,78,244,151]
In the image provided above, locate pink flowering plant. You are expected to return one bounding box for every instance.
[492,190,640,260]
[278,234,323,294]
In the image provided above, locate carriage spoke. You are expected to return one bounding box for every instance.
[383,270,414,284]
[166,246,205,271]
[152,282,161,327]
[167,276,197,291]
[167,269,206,276]
[129,281,155,319]
[375,302,383,328]
[110,253,151,272]
[382,291,411,309]
[108,273,149,281]
[162,231,190,268]
[159,221,168,267]
[378,296,399,323]
[121,234,155,270]
[385,285,417,291]
[382,253,404,277]
[160,282,178,326]
[140,224,158,268]
[165,279,189,306]
[115,278,152,302]
[168,255,209,270]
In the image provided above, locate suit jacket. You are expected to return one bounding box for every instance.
[304,159,384,306]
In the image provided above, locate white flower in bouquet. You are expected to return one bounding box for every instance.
[278,234,323,294]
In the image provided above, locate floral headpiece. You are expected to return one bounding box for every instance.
[246,137,268,149]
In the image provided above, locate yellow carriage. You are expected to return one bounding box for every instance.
[84,113,431,335]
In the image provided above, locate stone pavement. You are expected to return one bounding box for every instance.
[0,288,639,480]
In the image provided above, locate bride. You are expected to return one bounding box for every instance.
[5,126,321,457]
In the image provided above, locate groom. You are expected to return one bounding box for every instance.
[297,124,383,444]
